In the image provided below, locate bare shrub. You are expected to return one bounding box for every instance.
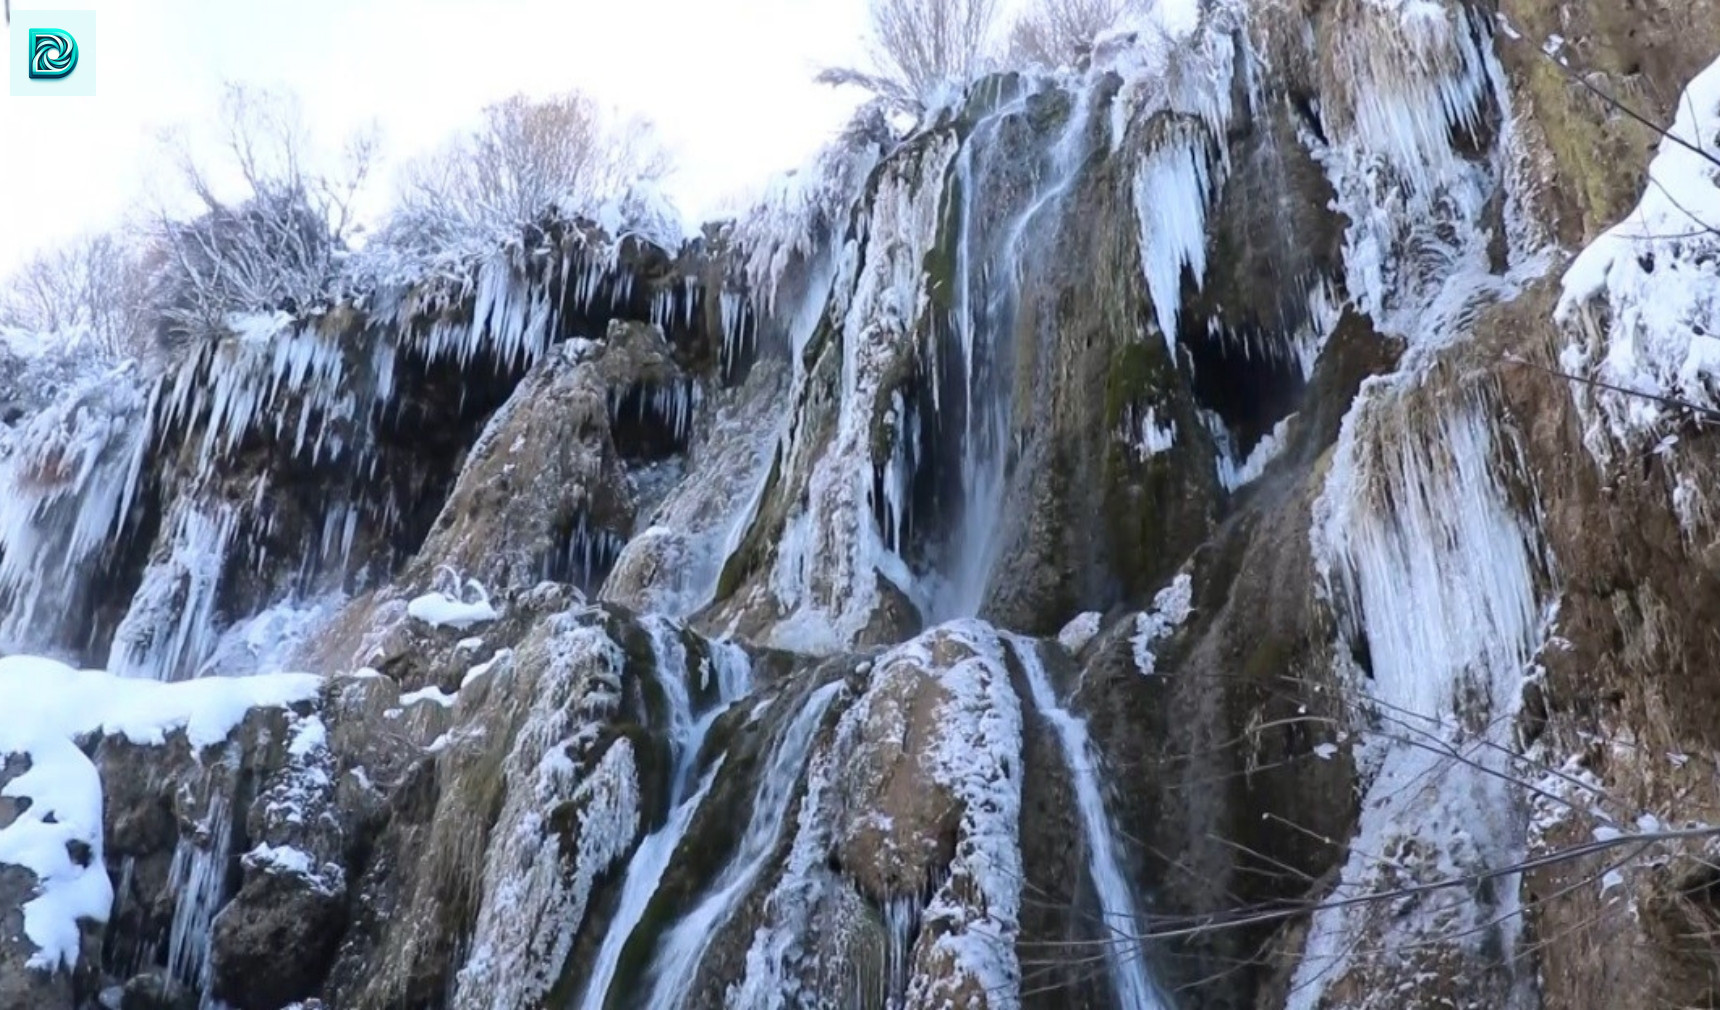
[819,0,1004,109]
[0,232,151,361]
[1008,0,1125,68]
[390,91,672,246]
[147,83,380,343]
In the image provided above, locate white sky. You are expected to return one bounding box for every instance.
[0,0,874,274]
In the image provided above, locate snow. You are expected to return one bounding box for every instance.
[224,310,294,344]
[902,624,1026,1007]
[0,656,322,751]
[1131,574,1194,675]
[0,736,109,972]
[243,842,314,877]
[452,618,641,1010]
[401,685,457,708]
[407,580,499,630]
[461,648,512,689]
[1555,55,1720,450]
[593,180,690,254]
[0,655,318,974]
[1057,611,1103,653]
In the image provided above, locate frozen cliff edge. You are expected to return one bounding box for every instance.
[0,657,318,976]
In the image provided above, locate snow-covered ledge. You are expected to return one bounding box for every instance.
[0,656,320,974]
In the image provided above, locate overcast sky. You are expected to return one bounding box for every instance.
[0,0,874,274]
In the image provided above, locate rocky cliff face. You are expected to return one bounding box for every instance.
[4,0,1720,1008]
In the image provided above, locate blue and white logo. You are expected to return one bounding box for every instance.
[10,10,96,96]
[27,28,76,79]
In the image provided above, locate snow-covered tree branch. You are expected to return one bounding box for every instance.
[387,91,672,251]
[820,0,1004,109]
[145,84,381,345]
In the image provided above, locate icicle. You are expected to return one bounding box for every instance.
[1134,133,1218,356]
[166,771,236,1009]
[0,368,155,653]
[107,504,239,682]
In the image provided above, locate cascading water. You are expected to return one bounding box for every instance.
[929,83,1096,621]
[575,626,754,1010]
[1008,633,1171,1009]
[636,678,845,1010]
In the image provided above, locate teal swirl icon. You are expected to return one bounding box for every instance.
[28,29,78,80]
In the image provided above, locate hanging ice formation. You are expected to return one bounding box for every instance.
[0,205,734,674]
[606,377,704,460]
[106,504,241,682]
[544,513,630,592]
[0,367,153,660]
[166,770,238,1010]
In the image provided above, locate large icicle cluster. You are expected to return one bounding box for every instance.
[0,367,152,657]
[0,194,737,676]
[1108,0,1243,351]
[106,504,241,682]
[1310,0,1526,331]
[1302,389,1550,1006]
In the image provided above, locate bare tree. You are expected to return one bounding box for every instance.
[1008,0,1125,68]
[392,91,672,244]
[0,232,151,361]
[147,83,381,343]
[819,0,1004,109]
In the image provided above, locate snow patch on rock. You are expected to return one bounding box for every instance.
[0,656,318,973]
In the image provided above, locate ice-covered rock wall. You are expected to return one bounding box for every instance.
[7,0,1720,1007]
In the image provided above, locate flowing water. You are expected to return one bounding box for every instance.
[576,625,754,1010]
[931,83,1096,621]
[636,678,845,1010]
[1009,634,1171,1009]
